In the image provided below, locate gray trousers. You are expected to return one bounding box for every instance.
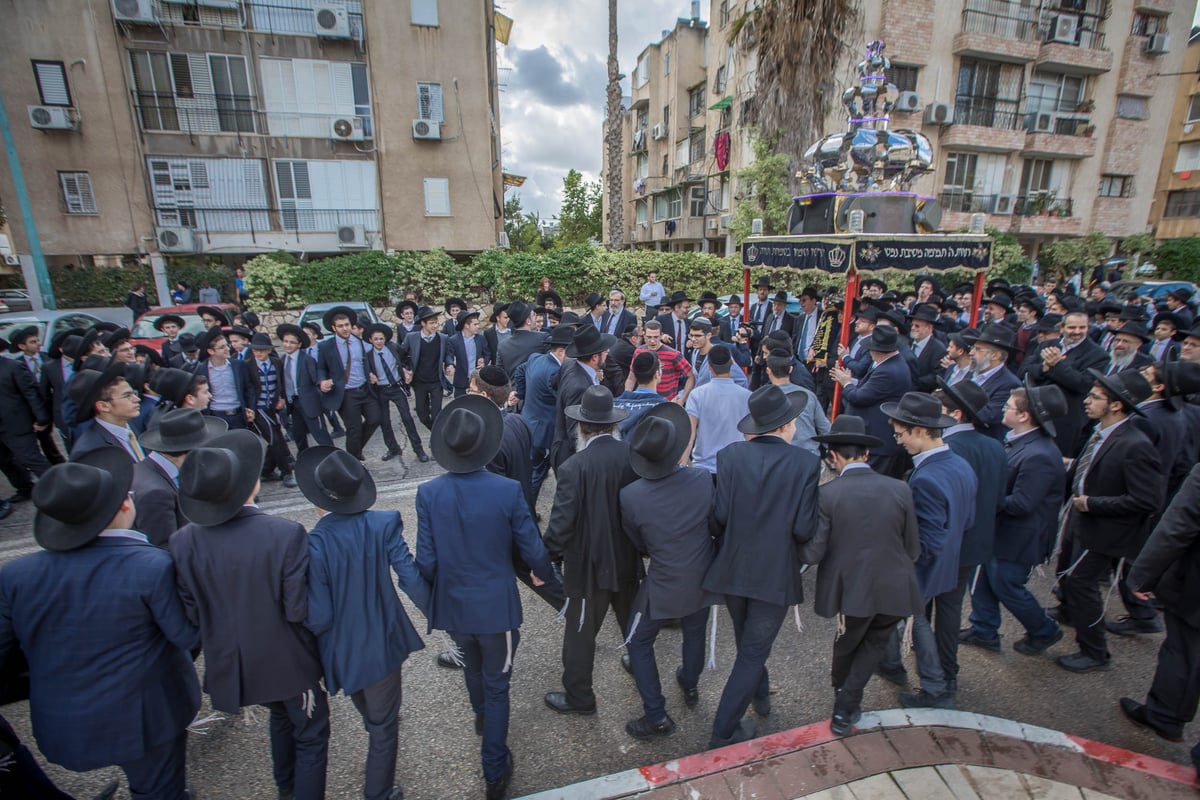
[350,667,404,800]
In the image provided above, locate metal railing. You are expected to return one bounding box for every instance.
[153,207,380,237]
[1014,195,1074,217]
[939,192,999,214]
[132,92,374,139]
[961,0,1038,39]
[953,97,1022,130]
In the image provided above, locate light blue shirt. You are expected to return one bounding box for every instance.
[911,443,950,469]
[579,361,599,385]
[640,281,665,307]
[465,335,478,370]
[685,377,751,473]
[148,451,180,486]
[372,345,399,385]
[778,383,830,455]
[207,361,239,411]
[338,335,367,389]
[691,349,748,389]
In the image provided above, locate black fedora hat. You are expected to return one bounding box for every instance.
[973,322,1018,352]
[196,305,226,323]
[301,321,324,341]
[178,429,266,526]
[135,344,165,367]
[507,301,532,328]
[987,278,1011,294]
[1033,314,1063,334]
[1022,375,1067,437]
[227,325,253,341]
[123,360,153,394]
[952,282,975,296]
[881,391,957,429]
[33,448,134,552]
[861,278,887,293]
[737,384,807,436]
[241,311,261,331]
[9,326,38,350]
[151,367,197,407]
[936,375,988,426]
[909,303,940,324]
[565,384,629,426]
[1015,295,1045,315]
[697,291,724,309]
[1118,305,1149,323]
[153,314,186,332]
[770,290,789,304]
[102,328,132,353]
[754,275,774,289]
[1170,287,1195,305]
[913,274,941,293]
[863,326,900,353]
[178,332,200,354]
[1111,321,1150,343]
[628,403,691,480]
[296,446,376,514]
[71,327,102,363]
[566,325,616,359]
[489,301,509,323]
[666,290,693,307]
[1087,368,1152,416]
[537,290,564,307]
[68,359,128,422]
[726,294,744,307]
[456,309,481,331]
[363,322,393,343]
[1098,301,1123,317]
[92,321,121,334]
[547,325,575,347]
[140,408,227,453]
[1160,360,1200,410]
[322,305,358,332]
[395,299,419,318]
[276,323,311,349]
[195,328,228,361]
[415,305,440,323]
[986,291,1014,313]
[248,333,275,351]
[811,414,883,448]
[444,297,467,314]
[559,311,582,325]
[48,327,86,360]
[854,305,881,323]
[1151,312,1184,337]
[584,292,606,310]
[431,394,504,473]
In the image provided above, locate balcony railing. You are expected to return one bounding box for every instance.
[939,192,1000,214]
[153,207,380,237]
[953,97,1022,130]
[1014,195,1074,217]
[132,92,374,139]
[961,0,1037,39]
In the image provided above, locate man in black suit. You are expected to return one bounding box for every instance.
[1024,311,1110,457]
[246,333,295,486]
[968,324,1022,441]
[830,327,913,478]
[399,307,450,432]
[317,306,380,459]
[543,386,639,715]
[277,324,335,453]
[1103,323,1153,375]
[364,323,428,463]
[9,326,64,466]
[133,408,227,546]
[760,291,797,341]
[747,276,774,335]
[908,304,948,391]
[552,326,615,470]
[496,302,549,377]
[653,291,693,353]
[68,361,146,463]
[447,310,491,397]
[0,337,53,480]
[704,385,820,747]
[1056,370,1164,673]
[601,289,637,338]
[482,302,509,366]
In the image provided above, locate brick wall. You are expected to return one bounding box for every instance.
[1119,36,1161,97]
[1093,197,1139,236]
[1102,119,1149,175]
[882,0,935,62]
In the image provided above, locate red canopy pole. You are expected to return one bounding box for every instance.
[969,270,987,328]
[830,266,859,421]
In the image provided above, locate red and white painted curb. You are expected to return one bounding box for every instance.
[515,708,1196,799]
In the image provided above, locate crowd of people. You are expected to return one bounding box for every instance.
[0,269,1199,799]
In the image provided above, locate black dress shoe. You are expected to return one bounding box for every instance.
[282,474,298,489]
[875,665,908,687]
[1013,626,1063,656]
[959,629,1001,652]
[382,449,402,461]
[544,691,596,715]
[485,752,514,800]
[1056,651,1112,673]
[386,787,404,800]
[626,714,676,739]
[830,710,856,737]
[1119,697,1183,741]
[417,450,431,463]
[436,651,463,669]
[1105,616,1164,636]
[676,666,699,708]
[708,717,756,749]
[621,652,633,675]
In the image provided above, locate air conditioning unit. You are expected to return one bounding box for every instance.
[1050,14,1079,44]
[112,0,157,23]
[1033,112,1055,133]
[412,119,441,140]
[894,91,921,113]
[330,117,364,141]
[651,123,667,140]
[720,213,734,228]
[336,224,366,248]
[28,106,78,131]
[313,4,351,38]
[1145,33,1170,55]
[707,218,719,230]
[156,227,198,254]
[3,255,20,266]
[923,102,951,126]
[992,195,1016,216]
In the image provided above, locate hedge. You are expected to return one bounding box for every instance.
[31,262,235,308]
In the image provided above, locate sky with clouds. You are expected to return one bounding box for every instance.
[497,0,700,220]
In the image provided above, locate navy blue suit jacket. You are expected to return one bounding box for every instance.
[521,352,562,452]
[415,469,556,635]
[316,334,376,409]
[446,333,492,389]
[0,537,200,772]
[285,348,330,416]
[909,448,977,598]
[996,429,1065,565]
[974,366,1021,441]
[70,422,135,462]
[841,353,912,457]
[944,427,1007,567]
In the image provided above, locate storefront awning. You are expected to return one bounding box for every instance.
[709,96,732,111]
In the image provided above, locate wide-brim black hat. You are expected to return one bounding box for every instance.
[507,302,531,328]
[1087,368,1150,417]
[770,290,789,304]
[986,292,1014,313]
[537,290,564,307]
[738,384,807,435]
[248,333,274,351]
[697,291,723,309]
[322,305,358,332]
[881,391,957,429]
[49,327,86,360]
[489,302,509,323]
[416,305,440,323]
[666,291,692,306]
[444,297,467,314]
[102,328,132,353]
[395,300,419,318]
[456,310,481,331]
[196,306,226,323]
[296,446,376,514]
[9,326,38,350]
[135,344,165,367]
[33,448,134,552]
[913,274,941,293]
[628,403,690,480]
[1161,360,1200,410]
[973,323,1019,352]
[811,414,883,448]
[1151,312,1184,337]
[151,367,197,407]
[1112,321,1151,343]
[936,375,986,426]
[71,328,102,366]
[1023,375,1066,437]
[92,322,121,334]
[566,326,615,358]
[178,430,267,526]
[241,311,260,330]
[565,384,629,425]
[1033,315,1063,334]
[363,322,393,343]
[584,292,605,310]
[754,276,774,289]
[153,314,186,332]
[276,324,311,349]
[909,303,940,324]
[863,326,900,353]
[431,395,504,473]
[140,408,228,453]
[195,328,227,361]
[68,358,128,422]
[861,278,887,292]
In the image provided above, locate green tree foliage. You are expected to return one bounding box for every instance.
[731,129,792,244]
[1152,236,1200,283]
[1118,232,1155,261]
[984,228,1032,285]
[1036,233,1112,280]
[557,169,603,244]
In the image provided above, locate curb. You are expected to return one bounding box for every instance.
[515,708,1196,799]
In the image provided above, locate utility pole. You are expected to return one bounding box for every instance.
[605,0,624,250]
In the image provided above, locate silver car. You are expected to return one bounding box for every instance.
[0,310,105,353]
[299,301,381,333]
[0,289,32,313]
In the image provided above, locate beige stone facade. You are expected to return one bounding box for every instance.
[0,0,503,267]
[1148,29,1200,240]
[605,0,1193,257]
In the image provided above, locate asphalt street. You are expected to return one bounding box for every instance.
[0,426,1193,799]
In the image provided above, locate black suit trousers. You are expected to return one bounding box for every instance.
[934,564,976,683]
[377,386,423,453]
[561,585,637,707]
[0,439,33,495]
[2,432,51,479]
[36,428,64,465]
[1145,610,1200,733]
[251,409,293,476]
[411,381,443,431]
[287,399,333,452]
[1061,542,1113,661]
[832,613,905,707]
[339,386,381,459]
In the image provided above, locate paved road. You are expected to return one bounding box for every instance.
[0,429,1193,799]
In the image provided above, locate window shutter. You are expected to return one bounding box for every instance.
[170,53,194,98]
[424,178,450,215]
[33,62,70,106]
[411,0,438,27]
[60,172,96,214]
[417,82,444,122]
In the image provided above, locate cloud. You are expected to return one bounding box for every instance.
[507,46,605,108]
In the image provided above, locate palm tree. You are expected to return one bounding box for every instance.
[605,0,624,249]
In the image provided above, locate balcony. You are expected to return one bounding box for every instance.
[1010,194,1083,235]
[132,92,375,140]
[954,1,1040,62]
[153,206,380,238]
[1022,113,1097,159]
[940,99,1026,152]
[1037,27,1113,75]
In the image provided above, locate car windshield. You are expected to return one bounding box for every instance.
[132,313,210,339]
[300,304,375,332]
[0,319,45,340]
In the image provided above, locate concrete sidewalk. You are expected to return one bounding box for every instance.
[517,709,1198,800]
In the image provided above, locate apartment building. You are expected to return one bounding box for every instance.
[1148,27,1200,239]
[606,0,1193,257]
[0,0,504,268]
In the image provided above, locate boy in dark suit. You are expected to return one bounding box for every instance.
[133,408,227,546]
[317,306,380,460]
[277,324,335,452]
[399,307,451,432]
[364,323,428,463]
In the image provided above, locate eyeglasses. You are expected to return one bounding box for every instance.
[892,431,906,441]
[1086,391,1109,402]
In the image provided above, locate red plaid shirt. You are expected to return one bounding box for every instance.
[634,345,692,400]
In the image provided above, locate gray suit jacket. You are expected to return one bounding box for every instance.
[132,457,186,547]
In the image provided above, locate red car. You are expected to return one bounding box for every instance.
[129,303,239,350]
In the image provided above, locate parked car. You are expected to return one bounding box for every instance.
[0,310,105,355]
[0,289,32,312]
[299,301,381,333]
[129,303,239,349]
[1110,280,1197,308]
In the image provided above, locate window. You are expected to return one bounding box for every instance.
[664,50,670,76]
[132,51,254,134]
[943,152,978,194]
[424,178,450,216]
[209,55,254,133]
[170,54,194,99]
[412,0,438,27]
[886,64,919,94]
[1131,12,1166,37]
[130,51,179,131]
[689,185,706,217]
[1098,175,1132,198]
[59,172,96,214]
[688,85,706,118]
[956,59,1023,129]
[635,57,648,88]
[150,157,268,231]
[663,104,669,130]
[1026,70,1084,116]
[1188,96,1200,124]
[675,139,689,170]
[32,61,70,106]
[1165,189,1200,217]
[636,152,648,180]
[653,189,681,221]
[1116,94,1148,120]
[636,198,648,224]
[635,107,648,131]
[260,58,368,138]
[720,175,730,211]
[719,0,729,27]
[1019,158,1058,197]
[417,82,444,122]
[689,129,706,163]
[1176,142,1200,172]
[714,65,726,94]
